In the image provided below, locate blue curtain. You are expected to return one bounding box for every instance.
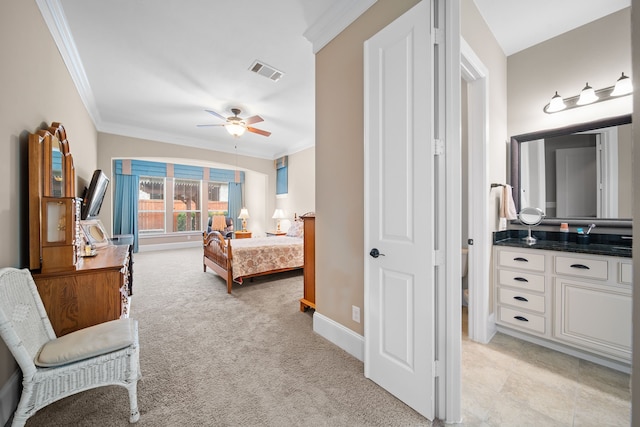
[113,174,139,252]
[228,182,242,227]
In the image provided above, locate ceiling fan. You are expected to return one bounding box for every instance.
[197,108,271,138]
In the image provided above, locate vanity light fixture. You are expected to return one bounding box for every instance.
[611,72,633,96]
[546,91,566,113]
[543,72,633,114]
[576,83,598,105]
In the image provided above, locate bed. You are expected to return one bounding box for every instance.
[203,226,304,293]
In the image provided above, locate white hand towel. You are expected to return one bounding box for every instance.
[500,185,517,220]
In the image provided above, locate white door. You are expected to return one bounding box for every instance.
[556,146,597,217]
[364,0,435,419]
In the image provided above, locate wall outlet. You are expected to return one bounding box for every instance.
[352,305,361,323]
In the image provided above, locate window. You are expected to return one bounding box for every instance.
[138,177,165,233]
[276,167,288,195]
[275,156,288,195]
[207,182,229,219]
[173,178,201,232]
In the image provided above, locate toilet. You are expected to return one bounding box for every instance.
[461,248,469,306]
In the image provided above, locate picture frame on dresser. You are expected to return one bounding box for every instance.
[80,219,110,247]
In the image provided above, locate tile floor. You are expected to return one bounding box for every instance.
[460,307,631,426]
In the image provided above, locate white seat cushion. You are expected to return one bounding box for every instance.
[36,318,137,367]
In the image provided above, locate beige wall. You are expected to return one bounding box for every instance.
[315,0,420,335]
[461,0,509,230]
[315,0,506,336]
[276,147,315,223]
[508,8,632,136]
[0,0,98,404]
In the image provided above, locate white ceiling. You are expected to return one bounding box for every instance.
[473,0,631,56]
[46,0,630,160]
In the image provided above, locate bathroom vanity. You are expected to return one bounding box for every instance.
[493,231,632,371]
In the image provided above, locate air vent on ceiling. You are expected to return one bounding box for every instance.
[249,60,284,82]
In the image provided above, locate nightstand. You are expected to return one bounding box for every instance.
[266,230,287,237]
[234,231,252,239]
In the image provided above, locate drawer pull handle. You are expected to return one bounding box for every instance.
[513,296,529,302]
[514,277,529,282]
[570,264,590,270]
[514,316,529,322]
[513,257,528,262]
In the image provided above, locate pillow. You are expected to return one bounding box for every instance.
[36,318,137,367]
[286,220,304,238]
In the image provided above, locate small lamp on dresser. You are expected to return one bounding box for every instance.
[238,208,250,232]
[272,209,286,232]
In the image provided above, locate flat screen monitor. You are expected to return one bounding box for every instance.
[81,170,109,220]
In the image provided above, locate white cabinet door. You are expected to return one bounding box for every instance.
[554,278,632,362]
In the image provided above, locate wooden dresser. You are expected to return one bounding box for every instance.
[32,245,131,336]
[300,214,316,311]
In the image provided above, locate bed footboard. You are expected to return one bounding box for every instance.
[203,231,233,293]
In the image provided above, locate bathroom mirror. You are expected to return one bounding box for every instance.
[519,207,545,245]
[511,115,632,227]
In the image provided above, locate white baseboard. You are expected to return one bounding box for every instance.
[313,312,364,361]
[138,241,201,252]
[0,369,20,426]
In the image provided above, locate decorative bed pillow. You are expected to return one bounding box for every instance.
[286,220,304,238]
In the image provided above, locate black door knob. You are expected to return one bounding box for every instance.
[369,248,385,258]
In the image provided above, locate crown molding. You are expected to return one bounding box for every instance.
[303,0,377,54]
[36,0,102,127]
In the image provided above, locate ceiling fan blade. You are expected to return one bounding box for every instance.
[204,109,226,121]
[244,115,264,125]
[247,126,271,137]
[196,124,225,127]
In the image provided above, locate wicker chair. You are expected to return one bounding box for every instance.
[0,268,141,426]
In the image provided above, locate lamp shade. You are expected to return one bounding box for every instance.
[238,208,250,219]
[576,83,598,105]
[272,209,285,219]
[546,91,566,113]
[611,72,633,96]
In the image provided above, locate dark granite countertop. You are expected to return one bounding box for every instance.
[493,230,632,258]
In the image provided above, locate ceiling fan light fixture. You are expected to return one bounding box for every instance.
[225,122,246,137]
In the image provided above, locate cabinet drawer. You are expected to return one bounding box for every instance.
[498,250,545,272]
[498,288,545,313]
[498,306,545,334]
[555,256,607,281]
[498,269,545,293]
[619,262,632,285]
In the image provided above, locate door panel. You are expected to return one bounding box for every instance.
[364,0,434,419]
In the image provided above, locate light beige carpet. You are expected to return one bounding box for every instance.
[25,247,434,426]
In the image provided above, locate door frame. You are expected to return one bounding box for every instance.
[460,38,494,344]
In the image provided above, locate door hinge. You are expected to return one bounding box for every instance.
[432,360,443,378]
[432,250,445,266]
[432,139,445,156]
[432,28,444,45]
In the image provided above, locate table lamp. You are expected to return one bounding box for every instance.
[272,209,286,232]
[238,208,250,232]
